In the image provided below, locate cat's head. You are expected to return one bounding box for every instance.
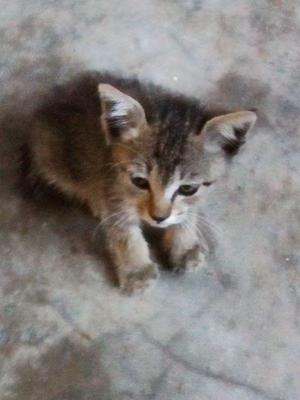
[99,83,257,228]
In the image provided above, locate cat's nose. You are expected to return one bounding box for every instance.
[151,213,170,223]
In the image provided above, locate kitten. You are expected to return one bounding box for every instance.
[26,71,256,294]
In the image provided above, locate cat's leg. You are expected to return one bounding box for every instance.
[105,223,159,294]
[89,197,158,294]
[163,223,206,273]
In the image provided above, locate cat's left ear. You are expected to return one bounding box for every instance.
[200,111,257,156]
[98,83,146,144]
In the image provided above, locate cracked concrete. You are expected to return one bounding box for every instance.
[0,1,300,399]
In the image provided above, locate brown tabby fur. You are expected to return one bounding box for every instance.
[25,71,257,294]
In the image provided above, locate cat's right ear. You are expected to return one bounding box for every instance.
[98,84,146,144]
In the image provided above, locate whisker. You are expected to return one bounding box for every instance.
[184,211,220,248]
[187,210,222,236]
[92,208,126,242]
[192,224,209,251]
[197,215,222,235]
[182,219,209,252]
[111,213,133,230]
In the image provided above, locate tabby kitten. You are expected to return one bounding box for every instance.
[27,72,256,294]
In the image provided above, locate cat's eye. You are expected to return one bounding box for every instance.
[130,176,150,190]
[202,181,212,187]
[178,184,200,196]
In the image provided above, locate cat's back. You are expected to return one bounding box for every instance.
[29,73,112,192]
[28,71,205,195]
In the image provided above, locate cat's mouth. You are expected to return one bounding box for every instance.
[141,213,184,229]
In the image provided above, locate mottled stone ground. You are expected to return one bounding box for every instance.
[0,1,300,399]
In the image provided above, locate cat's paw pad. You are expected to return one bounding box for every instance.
[173,247,205,273]
[120,263,159,295]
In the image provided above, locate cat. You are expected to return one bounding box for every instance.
[25,71,257,294]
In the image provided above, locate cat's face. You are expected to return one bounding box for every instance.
[99,83,256,228]
[119,164,214,228]
[110,139,222,228]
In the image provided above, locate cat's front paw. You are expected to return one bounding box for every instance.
[119,263,159,295]
[172,246,205,273]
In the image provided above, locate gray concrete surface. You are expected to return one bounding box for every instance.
[0,1,300,399]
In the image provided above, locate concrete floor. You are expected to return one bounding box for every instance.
[1,1,300,399]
